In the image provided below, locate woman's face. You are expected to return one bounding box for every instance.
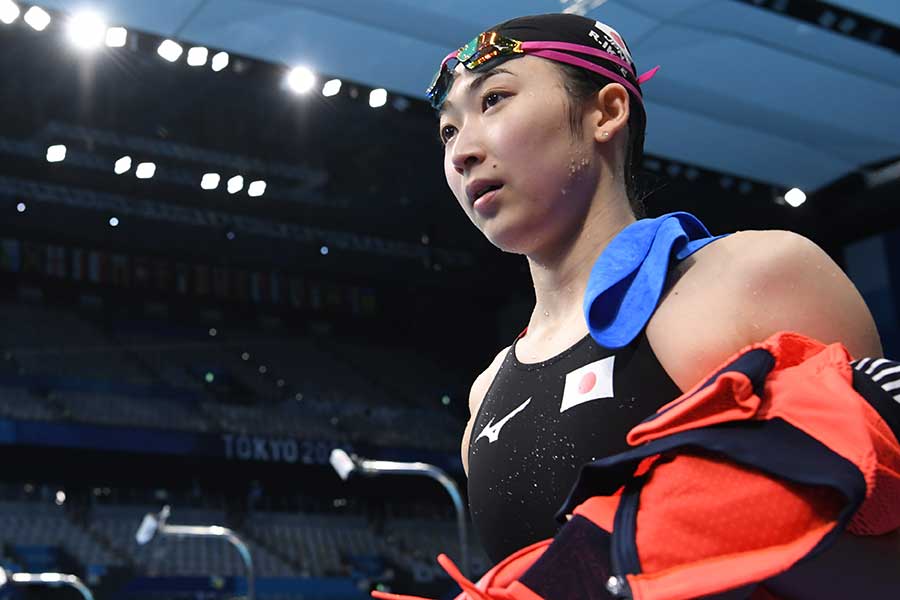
[438,55,599,255]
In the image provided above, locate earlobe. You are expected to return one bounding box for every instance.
[596,83,631,140]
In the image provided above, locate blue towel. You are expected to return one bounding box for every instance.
[584,212,728,349]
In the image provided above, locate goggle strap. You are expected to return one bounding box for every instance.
[522,41,636,78]
[430,39,661,106]
[527,49,647,106]
[439,50,458,70]
[638,65,660,85]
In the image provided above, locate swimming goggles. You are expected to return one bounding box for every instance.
[427,30,659,110]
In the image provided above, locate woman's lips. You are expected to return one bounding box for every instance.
[473,186,502,212]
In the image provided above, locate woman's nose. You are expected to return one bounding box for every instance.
[450,126,486,175]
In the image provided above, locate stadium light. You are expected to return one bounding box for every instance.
[227,175,244,194]
[114,156,131,175]
[785,187,807,207]
[135,162,156,179]
[287,66,316,94]
[211,51,229,72]
[105,26,127,48]
[322,79,342,97]
[67,11,106,49]
[247,180,266,197]
[23,6,50,31]
[0,0,20,25]
[201,173,220,190]
[369,88,387,108]
[46,144,66,163]
[187,46,208,67]
[157,39,183,62]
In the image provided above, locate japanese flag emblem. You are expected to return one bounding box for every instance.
[560,355,615,413]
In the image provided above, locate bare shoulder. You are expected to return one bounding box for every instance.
[714,230,881,357]
[648,230,882,392]
[461,345,510,476]
[468,345,510,415]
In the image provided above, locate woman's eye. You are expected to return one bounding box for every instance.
[440,125,457,144]
[482,91,505,111]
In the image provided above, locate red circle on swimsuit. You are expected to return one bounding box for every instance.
[579,372,597,394]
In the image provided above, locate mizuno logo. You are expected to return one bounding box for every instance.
[476,397,532,444]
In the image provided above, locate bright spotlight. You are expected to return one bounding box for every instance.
[320,245,329,256]
[227,175,244,194]
[201,173,220,190]
[247,180,266,197]
[24,6,50,31]
[0,0,20,25]
[16,202,25,212]
[369,88,388,108]
[46,144,66,163]
[187,46,208,67]
[105,26,127,47]
[55,490,66,505]
[211,51,229,72]
[287,66,316,94]
[109,216,119,227]
[157,39,183,62]
[322,79,342,97]
[114,155,132,175]
[135,162,156,179]
[784,187,807,208]
[67,11,106,49]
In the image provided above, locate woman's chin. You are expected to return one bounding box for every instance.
[484,229,538,256]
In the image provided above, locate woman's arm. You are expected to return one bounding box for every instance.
[729,230,897,597]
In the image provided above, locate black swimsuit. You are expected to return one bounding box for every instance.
[466,328,682,563]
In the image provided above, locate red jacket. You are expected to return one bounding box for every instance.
[374,332,900,600]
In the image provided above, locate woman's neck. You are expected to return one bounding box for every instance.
[525,186,635,337]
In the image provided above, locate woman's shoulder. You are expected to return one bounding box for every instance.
[468,344,512,415]
[687,228,808,273]
[648,229,825,391]
[650,227,881,390]
[670,228,822,298]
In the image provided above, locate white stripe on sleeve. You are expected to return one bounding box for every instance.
[865,358,891,375]
[873,364,900,383]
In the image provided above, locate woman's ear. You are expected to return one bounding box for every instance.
[592,83,630,144]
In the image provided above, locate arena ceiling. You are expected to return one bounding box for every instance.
[36,0,900,193]
[2,0,898,289]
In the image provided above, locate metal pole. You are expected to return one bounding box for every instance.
[159,524,256,600]
[357,458,470,579]
[7,572,95,600]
